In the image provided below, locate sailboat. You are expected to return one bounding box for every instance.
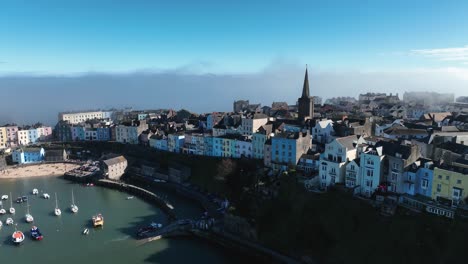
[9,192,15,214]
[54,193,61,216]
[0,201,6,215]
[6,218,14,225]
[70,189,78,213]
[25,199,34,223]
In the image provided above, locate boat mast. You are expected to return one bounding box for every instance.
[55,192,58,209]
[72,189,75,205]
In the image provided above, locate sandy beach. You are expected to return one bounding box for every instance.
[0,163,81,179]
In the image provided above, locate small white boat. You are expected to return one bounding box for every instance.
[71,189,78,213]
[1,194,8,200]
[126,196,134,200]
[0,220,2,227]
[25,199,34,223]
[43,193,50,199]
[83,228,89,235]
[6,218,14,225]
[25,214,34,223]
[32,189,39,195]
[9,192,15,214]
[0,201,6,215]
[12,230,25,245]
[54,193,61,216]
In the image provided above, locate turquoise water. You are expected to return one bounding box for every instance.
[0,177,239,263]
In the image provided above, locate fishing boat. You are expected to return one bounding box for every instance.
[0,201,6,215]
[32,189,39,195]
[82,228,89,235]
[9,192,15,214]
[54,193,61,216]
[70,189,78,213]
[43,193,50,199]
[16,197,23,203]
[1,194,8,200]
[30,226,43,241]
[12,229,25,245]
[92,213,104,227]
[25,199,34,223]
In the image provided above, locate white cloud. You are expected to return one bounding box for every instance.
[411,45,468,64]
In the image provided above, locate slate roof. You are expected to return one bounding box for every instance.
[377,141,412,159]
[103,156,127,166]
[336,135,358,150]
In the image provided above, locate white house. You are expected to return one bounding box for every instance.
[345,159,360,191]
[359,145,385,197]
[240,114,268,136]
[319,135,358,189]
[312,119,334,143]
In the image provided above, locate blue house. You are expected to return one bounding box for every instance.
[12,147,45,164]
[415,159,434,198]
[97,127,111,141]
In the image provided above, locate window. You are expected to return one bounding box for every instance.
[453,188,462,199]
[322,174,326,180]
[391,172,398,181]
[367,159,374,165]
[421,179,429,190]
[457,179,462,184]
[351,165,355,171]
[436,184,442,192]
[392,163,399,170]
[445,176,450,180]
[438,175,442,179]
[367,169,374,177]
[366,180,372,187]
[322,165,327,171]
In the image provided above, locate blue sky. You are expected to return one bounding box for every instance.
[2,1,468,125]
[2,0,468,74]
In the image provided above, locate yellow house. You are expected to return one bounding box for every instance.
[0,127,7,148]
[432,160,468,205]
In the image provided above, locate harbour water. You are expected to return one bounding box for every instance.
[0,176,241,263]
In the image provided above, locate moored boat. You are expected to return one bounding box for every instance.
[92,213,104,227]
[25,199,34,223]
[12,230,25,245]
[43,193,50,199]
[6,218,14,225]
[0,201,6,215]
[30,226,43,240]
[16,197,23,204]
[9,192,15,214]
[82,228,89,235]
[54,193,61,216]
[70,189,78,213]
[1,194,8,200]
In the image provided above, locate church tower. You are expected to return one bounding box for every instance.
[298,66,314,121]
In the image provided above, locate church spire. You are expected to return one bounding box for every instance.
[302,65,310,98]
